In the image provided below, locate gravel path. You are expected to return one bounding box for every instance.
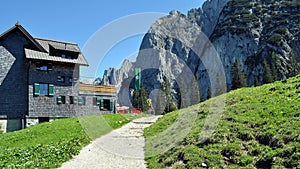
[59,116,161,169]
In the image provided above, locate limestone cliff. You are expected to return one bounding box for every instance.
[99,0,300,109]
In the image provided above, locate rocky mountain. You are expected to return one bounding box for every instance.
[99,0,300,111]
[211,0,300,88]
[187,0,230,36]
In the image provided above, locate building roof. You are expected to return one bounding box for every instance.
[0,23,89,66]
[34,37,81,53]
[0,23,47,52]
[26,37,89,66]
[25,48,88,66]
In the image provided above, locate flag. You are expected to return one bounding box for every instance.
[135,68,141,90]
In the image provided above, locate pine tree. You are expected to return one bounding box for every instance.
[176,75,189,109]
[160,76,177,114]
[140,87,150,112]
[132,86,150,112]
[231,60,247,90]
[215,71,226,96]
[263,59,274,84]
[271,51,279,81]
[254,76,260,87]
[207,86,211,100]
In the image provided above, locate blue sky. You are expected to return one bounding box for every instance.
[0,0,204,79]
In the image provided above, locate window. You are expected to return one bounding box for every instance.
[36,62,52,71]
[82,97,86,105]
[40,65,47,71]
[39,84,48,96]
[48,64,53,71]
[68,77,73,84]
[33,83,54,97]
[57,95,66,104]
[57,76,65,82]
[61,96,66,104]
[57,96,62,104]
[78,97,86,105]
[38,117,49,123]
[100,99,113,111]
[69,96,74,104]
[61,54,66,58]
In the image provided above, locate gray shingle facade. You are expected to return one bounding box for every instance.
[0,23,116,133]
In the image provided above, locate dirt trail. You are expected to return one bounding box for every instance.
[59,116,161,169]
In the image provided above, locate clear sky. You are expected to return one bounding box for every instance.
[0,0,204,80]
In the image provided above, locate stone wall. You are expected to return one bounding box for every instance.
[77,91,116,116]
[28,61,80,117]
[0,29,40,132]
[0,29,37,120]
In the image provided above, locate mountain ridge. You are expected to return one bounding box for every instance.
[99,0,300,111]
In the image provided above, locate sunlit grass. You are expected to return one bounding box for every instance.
[145,75,300,168]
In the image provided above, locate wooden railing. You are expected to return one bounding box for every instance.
[80,84,116,93]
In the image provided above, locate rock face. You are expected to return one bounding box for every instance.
[211,0,300,88]
[188,0,230,36]
[100,0,300,109]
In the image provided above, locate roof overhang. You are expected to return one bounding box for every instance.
[25,48,89,66]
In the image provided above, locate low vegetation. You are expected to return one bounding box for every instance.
[0,113,149,168]
[144,75,300,168]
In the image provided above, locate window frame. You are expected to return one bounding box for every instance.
[34,83,54,97]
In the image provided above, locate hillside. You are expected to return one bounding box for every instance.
[144,75,300,168]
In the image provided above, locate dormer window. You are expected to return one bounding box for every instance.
[49,44,79,60]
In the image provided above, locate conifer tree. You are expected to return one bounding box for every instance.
[263,59,274,84]
[254,76,260,87]
[207,86,211,100]
[132,86,150,112]
[231,60,247,90]
[161,76,177,114]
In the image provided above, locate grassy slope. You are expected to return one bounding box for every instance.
[0,114,149,168]
[144,75,300,169]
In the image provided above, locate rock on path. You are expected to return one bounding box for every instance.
[59,116,161,169]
